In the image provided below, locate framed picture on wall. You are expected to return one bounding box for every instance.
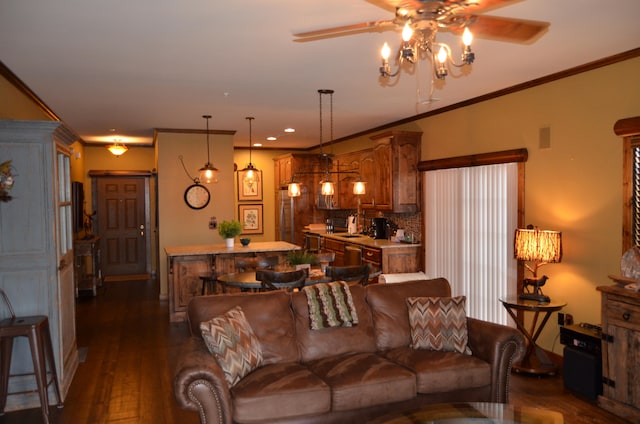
[239,204,263,234]
[237,170,263,201]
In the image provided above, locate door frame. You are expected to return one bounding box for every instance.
[89,170,155,277]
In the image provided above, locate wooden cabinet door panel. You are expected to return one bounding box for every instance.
[373,140,392,210]
[360,151,376,208]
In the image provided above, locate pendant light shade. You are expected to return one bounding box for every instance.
[353,180,366,195]
[241,117,260,185]
[288,181,301,197]
[320,180,335,196]
[199,115,219,184]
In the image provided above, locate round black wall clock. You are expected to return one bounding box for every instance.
[184,183,210,210]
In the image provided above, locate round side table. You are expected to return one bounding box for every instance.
[499,297,567,376]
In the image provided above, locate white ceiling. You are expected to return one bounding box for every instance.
[1,0,639,149]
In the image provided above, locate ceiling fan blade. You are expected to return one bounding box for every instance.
[293,20,396,40]
[452,14,550,42]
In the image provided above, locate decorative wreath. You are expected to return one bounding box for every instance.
[0,160,15,202]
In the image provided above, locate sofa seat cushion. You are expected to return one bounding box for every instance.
[382,347,490,394]
[307,352,416,411]
[231,362,331,422]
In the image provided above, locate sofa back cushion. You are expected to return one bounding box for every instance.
[365,278,452,351]
[188,291,299,364]
[291,285,377,362]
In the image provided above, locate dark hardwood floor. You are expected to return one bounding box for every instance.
[0,278,631,423]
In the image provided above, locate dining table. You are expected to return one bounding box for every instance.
[217,268,331,292]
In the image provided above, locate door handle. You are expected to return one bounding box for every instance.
[140,224,145,236]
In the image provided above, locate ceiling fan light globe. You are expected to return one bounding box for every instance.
[462,27,473,46]
[402,23,413,41]
[381,42,391,60]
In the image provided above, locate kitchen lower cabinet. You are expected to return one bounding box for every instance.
[323,238,346,266]
[318,235,420,274]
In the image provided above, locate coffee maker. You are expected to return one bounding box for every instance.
[372,217,389,239]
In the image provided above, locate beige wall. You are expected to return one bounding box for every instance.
[411,57,640,353]
[0,76,53,120]
[156,131,236,298]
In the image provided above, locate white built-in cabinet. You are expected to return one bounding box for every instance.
[0,120,78,411]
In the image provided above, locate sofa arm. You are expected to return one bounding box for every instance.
[466,318,525,403]
[174,337,233,424]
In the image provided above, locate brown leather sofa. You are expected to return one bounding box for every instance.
[174,278,525,424]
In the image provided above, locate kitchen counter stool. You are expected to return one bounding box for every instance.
[0,289,62,423]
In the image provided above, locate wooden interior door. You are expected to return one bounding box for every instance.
[95,175,149,277]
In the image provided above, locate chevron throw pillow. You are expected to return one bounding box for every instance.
[406,296,472,355]
[200,306,263,387]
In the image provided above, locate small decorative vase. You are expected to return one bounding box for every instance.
[225,238,235,248]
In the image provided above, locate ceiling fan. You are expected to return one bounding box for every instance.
[293,0,549,44]
[294,0,549,92]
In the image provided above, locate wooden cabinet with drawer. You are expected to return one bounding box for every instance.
[323,238,346,266]
[362,246,382,267]
[597,285,640,422]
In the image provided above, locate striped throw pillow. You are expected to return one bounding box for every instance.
[200,306,263,387]
[406,296,472,355]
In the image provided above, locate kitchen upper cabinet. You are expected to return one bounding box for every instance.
[336,151,362,210]
[362,131,422,213]
[274,155,293,189]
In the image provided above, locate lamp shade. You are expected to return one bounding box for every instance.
[353,180,366,195]
[288,182,301,197]
[514,228,562,263]
[320,180,335,196]
[199,163,219,184]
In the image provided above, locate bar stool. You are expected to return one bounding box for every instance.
[199,274,219,295]
[0,288,63,423]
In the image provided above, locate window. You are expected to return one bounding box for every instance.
[420,149,526,325]
[617,117,640,251]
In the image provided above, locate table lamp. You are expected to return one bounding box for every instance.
[514,226,563,302]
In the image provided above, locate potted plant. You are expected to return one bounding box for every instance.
[218,220,242,248]
[285,250,318,271]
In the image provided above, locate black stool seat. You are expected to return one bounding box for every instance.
[0,290,63,424]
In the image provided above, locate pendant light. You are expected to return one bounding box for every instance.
[240,116,260,185]
[318,89,335,196]
[198,114,219,184]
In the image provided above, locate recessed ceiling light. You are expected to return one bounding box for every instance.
[284,128,295,133]
[253,143,262,147]
[266,136,277,141]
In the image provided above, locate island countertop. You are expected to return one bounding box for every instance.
[165,241,301,257]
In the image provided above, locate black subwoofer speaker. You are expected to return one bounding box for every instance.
[563,345,602,400]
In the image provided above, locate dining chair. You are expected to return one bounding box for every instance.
[325,263,372,286]
[236,255,280,272]
[256,269,307,292]
[256,256,280,270]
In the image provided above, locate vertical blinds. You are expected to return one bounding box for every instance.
[423,162,518,325]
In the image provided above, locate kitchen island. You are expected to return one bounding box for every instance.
[165,241,300,321]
